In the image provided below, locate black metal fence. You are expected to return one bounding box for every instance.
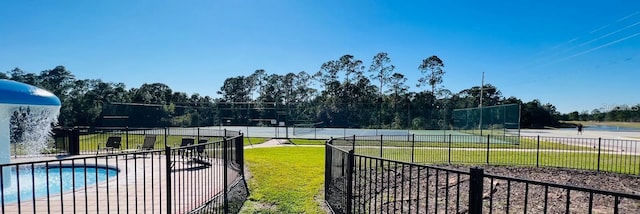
[0,128,247,213]
[330,134,640,175]
[10,127,244,157]
[325,137,640,214]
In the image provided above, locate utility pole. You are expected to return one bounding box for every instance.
[479,72,484,136]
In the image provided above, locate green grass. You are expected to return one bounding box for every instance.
[238,144,638,214]
[244,137,269,146]
[517,137,596,150]
[79,134,178,151]
[78,134,267,153]
[241,147,325,213]
[289,138,327,145]
[458,128,510,136]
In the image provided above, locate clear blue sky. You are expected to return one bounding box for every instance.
[1,0,638,113]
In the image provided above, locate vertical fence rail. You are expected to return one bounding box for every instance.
[324,139,332,208]
[536,135,540,167]
[448,134,452,164]
[165,146,172,213]
[223,137,229,214]
[597,137,602,172]
[485,135,490,164]
[411,134,415,163]
[468,167,484,214]
[345,150,354,214]
[378,135,383,158]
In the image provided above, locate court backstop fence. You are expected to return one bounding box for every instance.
[101,101,466,131]
[453,103,521,137]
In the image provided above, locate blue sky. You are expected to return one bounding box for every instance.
[1,0,638,113]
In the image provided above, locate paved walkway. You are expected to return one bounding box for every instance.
[245,139,295,149]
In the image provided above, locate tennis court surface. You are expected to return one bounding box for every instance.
[199,126,477,139]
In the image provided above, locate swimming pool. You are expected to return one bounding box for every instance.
[0,165,119,203]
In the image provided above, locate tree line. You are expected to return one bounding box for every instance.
[561,106,640,123]
[1,66,216,127]
[215,53,563,129]
[3,53,636,129]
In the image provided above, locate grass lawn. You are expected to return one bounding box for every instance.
[237,141,637,213]
[79,134,188,151]
[244,137,269,146]
[289,138,327,145]
[241,147,325,213]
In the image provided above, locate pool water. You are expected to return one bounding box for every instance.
[0,166,119,203]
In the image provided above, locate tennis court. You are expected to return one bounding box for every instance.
[199,126,412,139]
[132,126,515,144]
[192,126,512,144]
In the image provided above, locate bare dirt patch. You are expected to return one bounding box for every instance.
[440,165,640,213]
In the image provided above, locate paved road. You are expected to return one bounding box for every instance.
[520,129,640,155]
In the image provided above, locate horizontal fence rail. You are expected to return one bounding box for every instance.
[1,128,247,214]
[326,135,640,214]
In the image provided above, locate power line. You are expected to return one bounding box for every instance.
[514,10,640,74]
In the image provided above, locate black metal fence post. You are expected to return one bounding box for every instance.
[346,150,355,214]
[352,135,356,152]
[486,135,490,164]
[197,127,200,142]
[324,138,333,203]
[236,134,245,174]
[223,137,229,213]
[380,135,384,158]
[125,126,129,150]
[411,134,415,163]
[165,146,172,213]
[597,137,602,171]
[536,135,540,167]
[69,129,80,155]
[448,134,452,164]
[469,167,484,214]
[164,127,168,148]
